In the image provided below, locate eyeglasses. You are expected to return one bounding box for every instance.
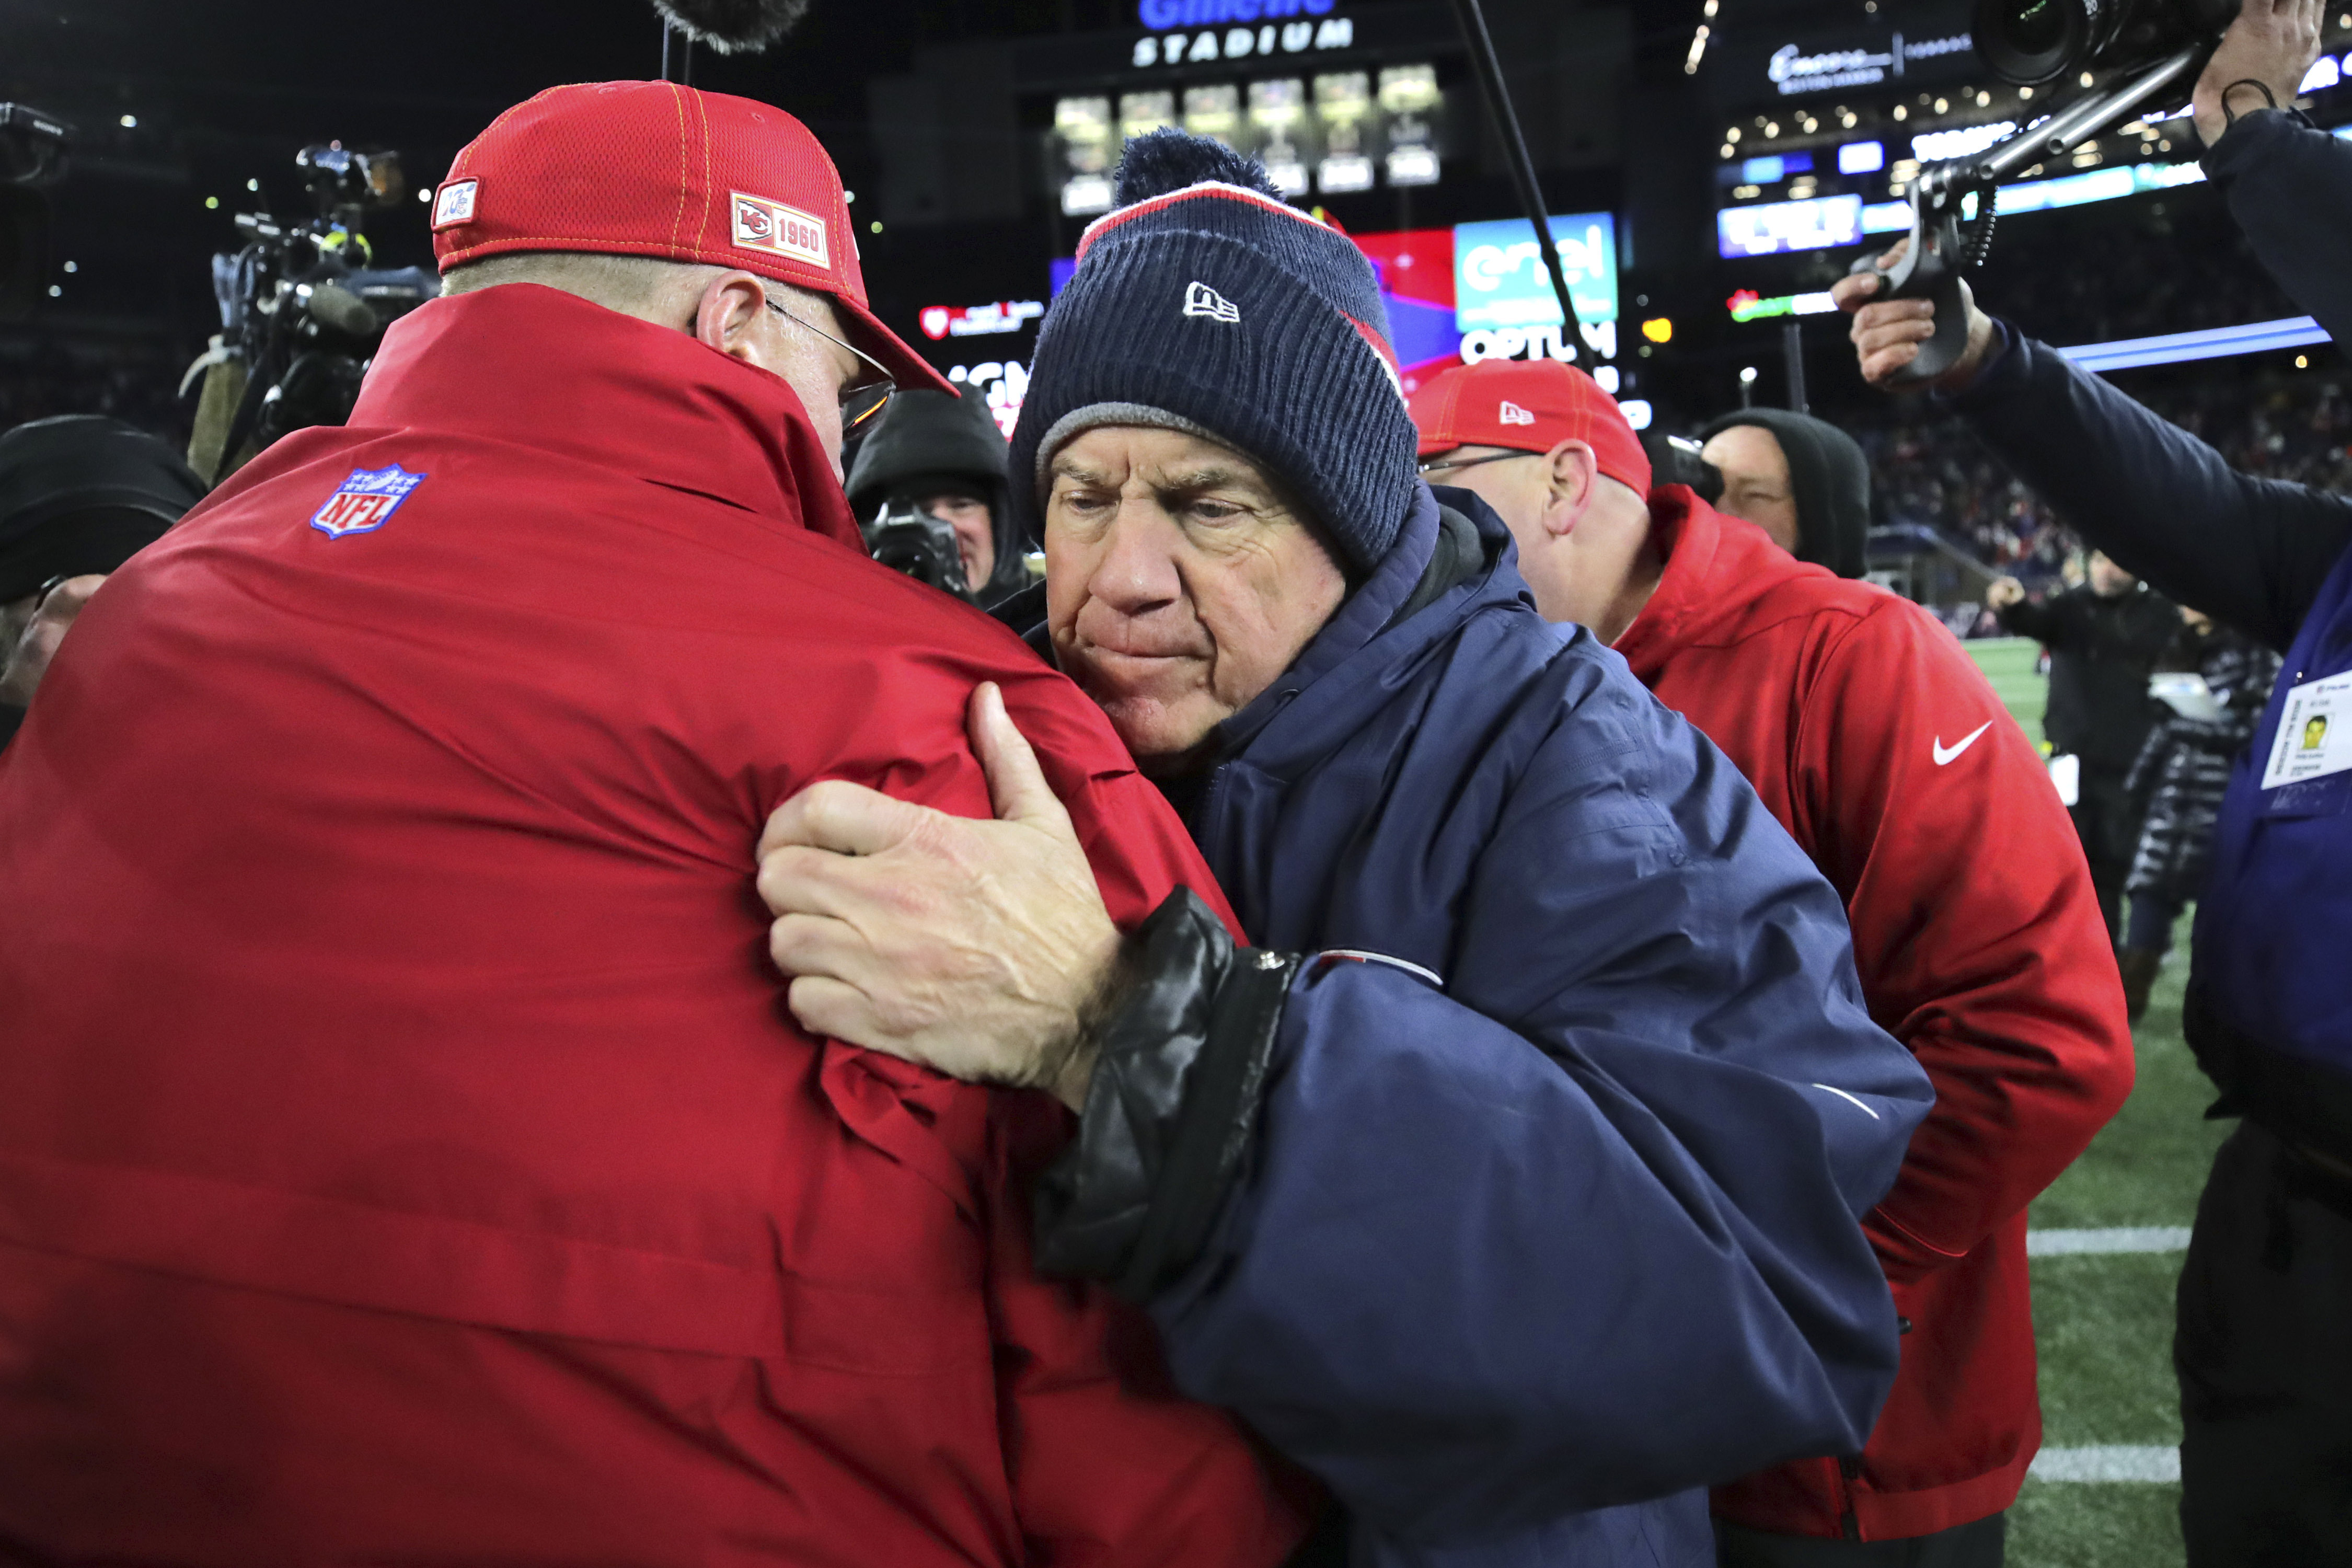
[765,297,897,434]
[1417,449,1537,480]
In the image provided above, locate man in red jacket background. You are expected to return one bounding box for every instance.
[0,82,1308,1564]
[1412,358,2134,1565]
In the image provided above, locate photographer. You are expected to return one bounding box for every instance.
[845,387,1033,606]
[1836,2,2352,1556]
[1693,409,1872,579]
[0,416,204,750]
[1984,554,2180,940]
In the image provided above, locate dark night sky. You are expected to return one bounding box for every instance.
[2,0,1120,339]
[2,0,1756,424]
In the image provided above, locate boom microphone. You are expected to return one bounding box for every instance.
[649,0,810,53]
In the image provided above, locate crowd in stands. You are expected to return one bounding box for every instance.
[1851,362,2352,634]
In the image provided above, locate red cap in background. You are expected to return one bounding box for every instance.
[1409,359,1651,495]
[430,81,953,395]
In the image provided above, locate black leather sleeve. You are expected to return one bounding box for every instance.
[1032,887,1301,1300]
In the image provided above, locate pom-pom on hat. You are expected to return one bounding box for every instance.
[1011,128,1420,574]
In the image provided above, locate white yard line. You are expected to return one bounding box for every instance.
[2030,1445,2181,1483]
[2025,1226,2193,1256]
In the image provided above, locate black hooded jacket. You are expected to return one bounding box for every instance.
[843,388,1032,607]
[1697,409,1871,580]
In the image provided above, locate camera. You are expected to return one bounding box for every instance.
[193,141,439,477]
[862,499,975,602]
[1642,431,1724,506]
[1974,0,2239,86]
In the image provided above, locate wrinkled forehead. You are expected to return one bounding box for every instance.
[1048,423,1276,493]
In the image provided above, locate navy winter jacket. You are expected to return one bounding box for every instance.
[1947,108,2352,1138]
[1050,486,1934,1565]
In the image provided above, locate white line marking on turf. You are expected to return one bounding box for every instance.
[2025,1226,2192,1256]
[2030,1445,2180,1483]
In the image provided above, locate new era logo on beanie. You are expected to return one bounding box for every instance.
[1183,281,1240,322]
[1011,129,1419,575]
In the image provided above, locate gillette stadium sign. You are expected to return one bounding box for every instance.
[1138,0,1337,28]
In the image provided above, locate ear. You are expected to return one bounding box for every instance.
[1540,439,1600,537]
[692,270,773,364]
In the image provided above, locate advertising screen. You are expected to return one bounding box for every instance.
[1452,213,1617,332]
[1716,194,1862,258]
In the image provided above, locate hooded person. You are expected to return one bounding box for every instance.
[844,386,1032,606]
[1697,407,1872,580]
[0,416,205,746]
[751,126,1935,1566]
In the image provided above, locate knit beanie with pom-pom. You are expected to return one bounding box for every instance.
[1010,128,1420,574]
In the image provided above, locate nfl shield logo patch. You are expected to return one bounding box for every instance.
[310,465,427,539]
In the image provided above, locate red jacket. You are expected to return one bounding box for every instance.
[1615,494,2134,1540]
[0,284,1308,1564]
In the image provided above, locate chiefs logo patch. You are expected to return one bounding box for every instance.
[731,192,828,269]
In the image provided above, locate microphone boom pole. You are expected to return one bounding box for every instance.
[1446,0,1581,338]
[661,22,694,83]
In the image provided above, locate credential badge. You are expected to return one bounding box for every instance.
[310,465,428,539]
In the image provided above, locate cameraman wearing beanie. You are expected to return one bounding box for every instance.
[1837,2,2352,1557]
[756,130,1935,1565]
[0,416,204,749]
[0,83,1306,1564]
[1411,356,2130,1565]
[1694,408,1874,580]
[845,387,1034,607]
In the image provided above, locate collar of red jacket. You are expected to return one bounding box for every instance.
[1613,484,1827,681]
[351,282,866,554]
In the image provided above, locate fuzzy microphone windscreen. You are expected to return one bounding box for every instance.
[650,0,810,53]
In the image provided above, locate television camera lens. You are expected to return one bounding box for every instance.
[2007,0,2068,53]
[1973,0,2242,87]
[1974,0,2096,85]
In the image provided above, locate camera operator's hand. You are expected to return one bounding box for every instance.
[756,682,1125,1112]
[2194,0,2325,148]
[0,574,105,709]
[1986,575,2026,612]
[1832,239,1999,393]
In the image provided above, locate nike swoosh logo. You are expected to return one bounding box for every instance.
[1933,720,1995,766]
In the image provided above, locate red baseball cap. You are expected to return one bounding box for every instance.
[1409,359,1651,495]
[430,81,952,396]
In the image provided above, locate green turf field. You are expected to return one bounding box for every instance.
[1961,637,2219,1567]
[1970,636,2053,741]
